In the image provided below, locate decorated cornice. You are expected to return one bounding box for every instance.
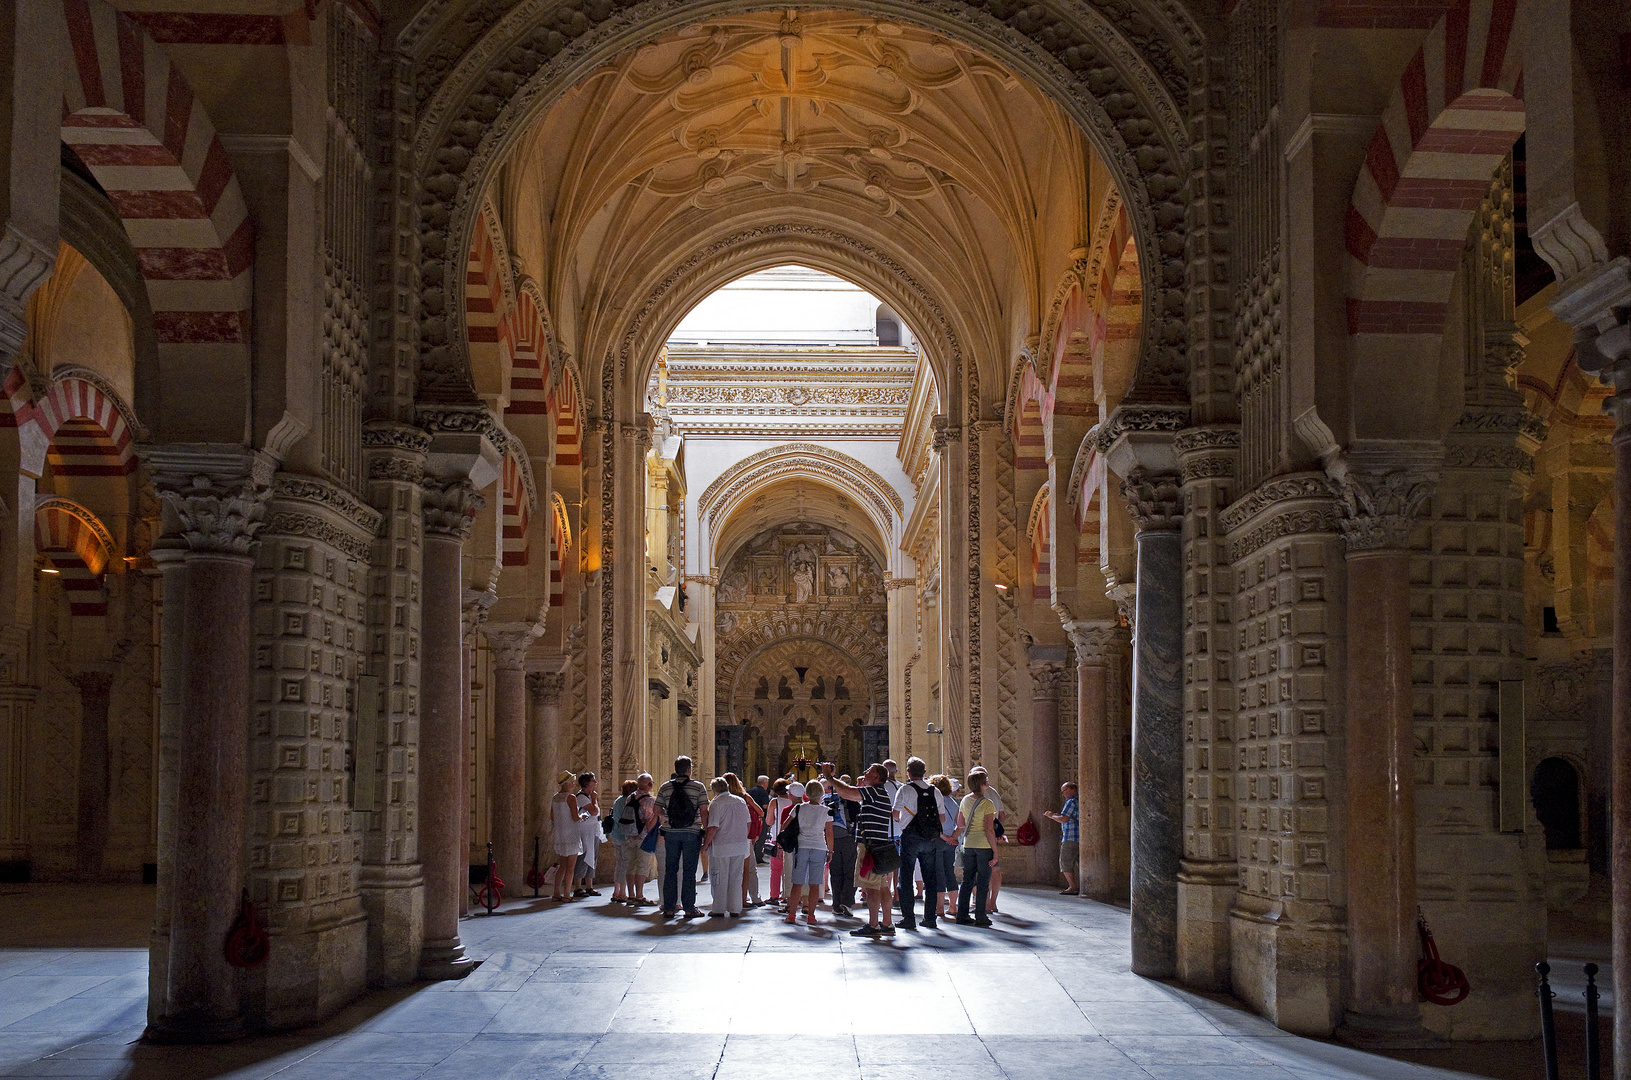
[265,474,385,562]
[1094,404,1191,454]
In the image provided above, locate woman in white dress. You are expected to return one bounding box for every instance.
[572,773,603,897]
[551,770,585,901]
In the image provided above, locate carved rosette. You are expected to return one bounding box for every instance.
[1332,465,1437,552]
[1119,470,1183,534]
[1028,660,1066,701]
[421,476,483,541]
[528,671,566,705]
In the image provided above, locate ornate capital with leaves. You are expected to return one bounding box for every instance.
[1332,460,1438,552]
[421,475,484,541]
[149,446,276,556]
[1119,469,1183,534]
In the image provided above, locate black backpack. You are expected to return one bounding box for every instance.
[777,804,803,852]
[666,778,697,829]
[906,782,941,839]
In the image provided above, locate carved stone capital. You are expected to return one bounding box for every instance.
[484,624,539,670]
[421,476,483,540]
[527,670,566,704]
[0,225,57,361]
[1554,256,1631,422]
[1063,619,1121,664]
[1028,659,1066,700]
[930,414,959,451]
[620,419,653,451]
[149,445,276,555]
[1331,448,1440,552]
[462,587,496,637]
[1119,470,1183,534]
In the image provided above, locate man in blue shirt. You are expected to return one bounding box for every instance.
[823,776,860,917]
[1044,781,1080,896]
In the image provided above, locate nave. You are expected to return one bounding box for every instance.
[0,881,1595,1080]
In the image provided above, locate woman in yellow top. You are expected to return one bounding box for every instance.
[954,770,999,926]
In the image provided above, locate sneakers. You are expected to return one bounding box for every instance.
[879,925,897,936]
[833,905,852,917]
[899,920,917,931]
[849,925,880,937]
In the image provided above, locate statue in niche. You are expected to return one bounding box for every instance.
[719,570,748,603]
[811,675,826,699]
[834,675,850,700]
[791,560,815,603]
[754,676,769,699]
[777,676,793,700]
[869,614,888,635]
[717,611,739,636]
[826,564,852,596]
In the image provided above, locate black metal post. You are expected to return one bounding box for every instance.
[1537,961,1560,1080]
[1585,962,1601,1080]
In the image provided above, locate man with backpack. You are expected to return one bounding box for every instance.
[891,756,942,929]
[655,755,710,918]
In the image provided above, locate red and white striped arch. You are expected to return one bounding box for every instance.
[505,287,551,415]
[61,0,252,366]
[501,452,530,568]
[549,369,582,467]
[549,493,570,608]
[34,500,113,617]
[1344,0,1523,337]
[38,377,138,476]
[1027,486,1051,600]
[466,215,509,382]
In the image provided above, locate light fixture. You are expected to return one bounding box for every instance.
[993,582,1008,593]
[40,567,59,575]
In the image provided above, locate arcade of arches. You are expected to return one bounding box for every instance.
[0,0,1628,1069]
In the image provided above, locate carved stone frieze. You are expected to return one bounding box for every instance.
[1095,405,1192,454]
[1176,426,1240,485]
[1120,470,1183,533]
[1221,472,1342,564]
[421,476,484,541]
[363,421,431,483]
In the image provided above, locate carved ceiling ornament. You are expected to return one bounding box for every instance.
[402,0,1197,407]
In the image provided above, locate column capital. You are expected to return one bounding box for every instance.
[461,588,496,637]
[884,575,916,590]
[1028,659,1067,701]
[362,420,430,483]
[1119,470,1183,534]
[1063,619,1122,664]
[1331,443,1440,552]
[527,670,566,704]
[686,572,718,587]
[1556,256,1631,422]
[930,414,960,451]
[421,476,484,540]
[148,445,276,555]
[483,623,540,671]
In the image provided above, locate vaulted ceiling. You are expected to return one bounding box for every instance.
[490,10,1099,387]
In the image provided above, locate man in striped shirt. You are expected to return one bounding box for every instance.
[821,762,900,937]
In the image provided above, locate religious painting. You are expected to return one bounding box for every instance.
[750,556,783,597]
[819,555,857,600]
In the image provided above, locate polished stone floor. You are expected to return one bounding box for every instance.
[0,879,1580,1079]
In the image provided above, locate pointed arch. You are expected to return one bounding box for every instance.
[548,366,581,467]
[500,452,529,567]
[34,497,115,616]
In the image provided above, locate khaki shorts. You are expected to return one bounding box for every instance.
[1059,839,1079,875]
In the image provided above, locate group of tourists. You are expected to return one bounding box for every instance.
[545,753,1082,937]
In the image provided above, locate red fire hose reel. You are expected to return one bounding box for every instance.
[1417,910,1470,1006]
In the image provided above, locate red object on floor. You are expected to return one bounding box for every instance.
[1417,912,1469,1006]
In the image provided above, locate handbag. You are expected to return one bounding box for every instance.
[640,826,660,854]
[777,809,802,853]
[865,838,901,876]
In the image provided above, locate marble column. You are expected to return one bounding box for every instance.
[1120,470,1184,979]
[1554,258,1631,1077]
[934,416,971,775]
[528,670,566,857]
[484,627,537,897]
[1028,653,1066,886]
[1065,621,1119,901]
[1334,459,1436,1046]
[70,670,113,880]
[418,477,482,980]
[611,420,652,779]
[147,546,186,1026]
[148,455,271,1042]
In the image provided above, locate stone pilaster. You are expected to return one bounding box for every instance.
[1064,620,1120,901]
[1027,653,1066,886]
[146,447,273,1043]
[1175,426,1240,990]
[359,421,428,988]
[612,420,652,778]
[527,669,567,860]
[934,416,972,775]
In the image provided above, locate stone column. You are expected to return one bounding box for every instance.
[484,626,537,898]
[529,670,566,857]
[888,575,916,758]
[934,416,971,775]
[70,670,114,880]
[148,452,271,1042]
[1333,457,1437,1046]
[1027,653,1066,886]
[418,476,482,980]
[1065,621,1119,900]
[611,420,652,779]
[147,545,186,1026]
[1119,469,1184,978]
[1552,257,1631,1077]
